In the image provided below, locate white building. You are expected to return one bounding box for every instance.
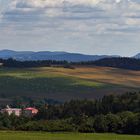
[1,105,22,116]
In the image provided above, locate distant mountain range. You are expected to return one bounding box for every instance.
[0,50,139,62]
[133,53,140,59]
[0,50,120,62]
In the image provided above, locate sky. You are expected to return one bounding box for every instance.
[0,0,140,56]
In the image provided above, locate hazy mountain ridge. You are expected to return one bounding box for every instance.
[133,53,140,59]
[0,50,119,62]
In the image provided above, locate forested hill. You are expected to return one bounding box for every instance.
[76,57,140,70]
[92,57,140,70]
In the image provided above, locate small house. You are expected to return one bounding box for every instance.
[1,105,22,116]
[24,107,38,117]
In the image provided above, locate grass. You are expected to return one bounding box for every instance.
[0,66,140,101]
[0,132,139,140]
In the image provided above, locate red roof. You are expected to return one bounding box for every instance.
[24,107,37,111]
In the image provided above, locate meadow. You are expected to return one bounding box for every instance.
[0,132,139,140]
[0,66,140,101]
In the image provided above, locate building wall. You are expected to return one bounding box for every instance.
[1,107,38,117]
[1,109,22,116]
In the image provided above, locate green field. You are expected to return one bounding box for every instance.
[0,132,139,140]
[0,66,140,102]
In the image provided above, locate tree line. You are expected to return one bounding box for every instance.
[0,92,139,134]
[1,57,140,70]
[74,57,140,70]
[0,58,68,68]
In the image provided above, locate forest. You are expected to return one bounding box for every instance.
[0,92,139,134]
[1,57,140,70]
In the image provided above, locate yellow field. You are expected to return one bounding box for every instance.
[39,66,140,88]
[0,66,140,101]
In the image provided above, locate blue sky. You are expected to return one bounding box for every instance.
[0,0,140,56]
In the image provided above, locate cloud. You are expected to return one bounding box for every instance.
[0,0,140,56]
[0,0,140,36]
[11,0,101,7]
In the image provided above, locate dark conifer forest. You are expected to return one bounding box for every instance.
[1,57,140,70]
[0,92,139,134]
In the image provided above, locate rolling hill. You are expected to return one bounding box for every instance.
[0,66,139,102]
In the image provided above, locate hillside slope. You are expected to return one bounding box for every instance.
[0,66,139,101]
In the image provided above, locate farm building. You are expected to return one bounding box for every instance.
[23,107,38,117]
[1,105,22,116]
[0,63,3,66]
[1,106,39,117]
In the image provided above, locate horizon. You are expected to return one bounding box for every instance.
[0,49,139,57]
[0,0,140,56]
